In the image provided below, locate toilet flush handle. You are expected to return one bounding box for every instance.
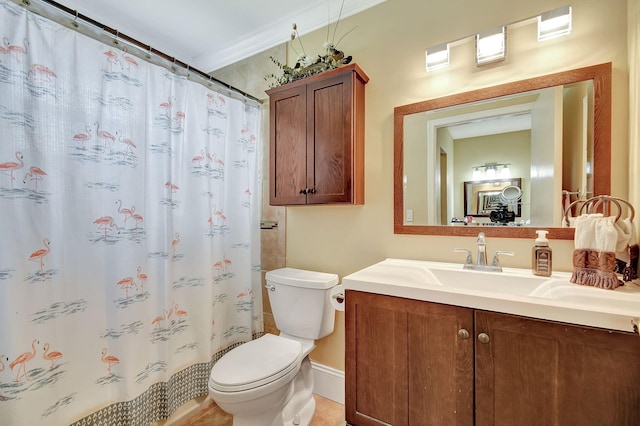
[265,283,276,291]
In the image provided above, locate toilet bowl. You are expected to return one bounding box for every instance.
[208,268,338,426]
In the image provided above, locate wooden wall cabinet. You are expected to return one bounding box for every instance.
[345,291,640,426]
[266,64,368,205]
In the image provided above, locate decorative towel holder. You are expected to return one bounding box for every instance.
[565,195,638,289]
[563,195,635,227]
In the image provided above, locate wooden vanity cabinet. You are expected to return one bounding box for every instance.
[345,291,474,425]
[345,291,640,426]
[266,64,368,205]
[475,311,640,426]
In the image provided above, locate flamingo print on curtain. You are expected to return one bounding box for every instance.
[0,1,262,424]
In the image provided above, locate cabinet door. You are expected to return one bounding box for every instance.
[475,311,640,426]
[346,291,408,425]
[407,299,474,425]
[345,291,474,426]
[306,72,354,204]
[269,84,307,205]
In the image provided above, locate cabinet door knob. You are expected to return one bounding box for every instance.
[299,188,308,194]
[458,329,470,339]
[477,333,490,344]
[308,188,316,194]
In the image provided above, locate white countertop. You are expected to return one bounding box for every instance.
[341,258,640,333]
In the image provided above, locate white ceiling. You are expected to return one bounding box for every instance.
[54,0,385,72]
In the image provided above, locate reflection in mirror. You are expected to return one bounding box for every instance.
[394,63,611,239]
[462,178,522,222]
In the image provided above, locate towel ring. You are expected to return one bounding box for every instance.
[606,196,635,221]
[563,195,635,227]
[579,196,623,221]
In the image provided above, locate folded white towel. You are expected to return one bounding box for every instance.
[614,217,634,262]
[613,217,639,282]
[571,213,622,289]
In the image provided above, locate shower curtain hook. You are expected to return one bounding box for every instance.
[113,30,119,46]
[71,10,79,28]
[146,45,152,60]
[171,57,177,73]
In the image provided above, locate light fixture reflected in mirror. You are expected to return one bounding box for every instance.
[425,43,450,71]
[476,26,506,65]
[500,164,511,178]
[471,162,511,180]
[472,167,483,180]
[538,6,572,41]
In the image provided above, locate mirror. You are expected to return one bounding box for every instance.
[394,63,611,239]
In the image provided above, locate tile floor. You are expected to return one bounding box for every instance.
[180,395,346,426]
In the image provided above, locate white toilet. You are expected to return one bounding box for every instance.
[208,267,339,426]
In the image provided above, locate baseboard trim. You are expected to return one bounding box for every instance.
[311,361,345,405]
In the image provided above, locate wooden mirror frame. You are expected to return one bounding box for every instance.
[394,63,611,239]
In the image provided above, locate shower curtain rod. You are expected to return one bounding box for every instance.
[15,0,261,103]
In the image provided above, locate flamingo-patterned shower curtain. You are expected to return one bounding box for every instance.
[0,1,262,424]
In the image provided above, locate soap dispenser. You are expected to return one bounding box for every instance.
[532,230,552,277]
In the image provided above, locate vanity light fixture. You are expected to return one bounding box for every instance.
[475,26,507,66]
[538,6,572,41]
[424,5,571,73]
[425,43,450,71]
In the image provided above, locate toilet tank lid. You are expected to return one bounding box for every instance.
[266,267,338,289]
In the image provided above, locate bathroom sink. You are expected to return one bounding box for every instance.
[343,258,555,296]
[345,258,443,287]
[528,280,640,312]
[426,267,554,297]
[342,258,640,333]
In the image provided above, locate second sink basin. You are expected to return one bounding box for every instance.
[528,280,640,312]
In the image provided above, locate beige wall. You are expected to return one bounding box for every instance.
[220,0,630,371]
[285,0,629,371]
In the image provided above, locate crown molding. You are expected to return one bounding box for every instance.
[196,0,386,72]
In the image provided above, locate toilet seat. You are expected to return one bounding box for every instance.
[209,334,303,392]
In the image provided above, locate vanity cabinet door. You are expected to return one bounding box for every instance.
[475,311,640,426]
[345,291,474,426]
[345,291,407,425]
[406,298,474,425]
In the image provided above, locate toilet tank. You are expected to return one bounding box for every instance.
[265,268,339,340]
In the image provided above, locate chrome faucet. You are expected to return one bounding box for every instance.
[476,232,488,267]
[454,232,514,272]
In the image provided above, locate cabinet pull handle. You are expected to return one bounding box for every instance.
[299,188,308,194]
[477,333,490,344]
[458,329,470,339]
